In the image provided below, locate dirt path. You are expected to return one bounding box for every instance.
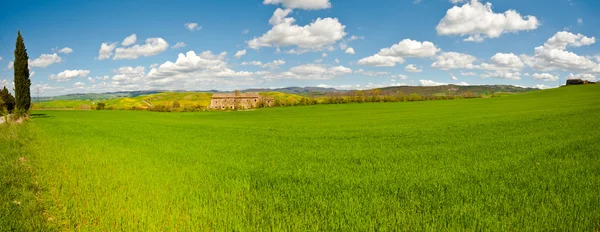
[142,100,153,107]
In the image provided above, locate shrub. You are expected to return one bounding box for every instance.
[96,103,106,110]
[172,101,181,109]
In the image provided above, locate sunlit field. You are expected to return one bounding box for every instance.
[2,85,599,230]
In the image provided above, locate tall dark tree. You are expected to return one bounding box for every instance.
[13,31,31,112]
[0,86,15,113]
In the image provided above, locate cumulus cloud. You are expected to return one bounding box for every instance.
[30,53,62,67]
[436,0,540,42]
[49,69,91,82]
[479,53,524,71]
[345,47,355,54]
[234,49,247,59]
[172,42,186,49]
[532,73,559,81]
[58,47,73,54]
[248,8,346,50]
[451,76,458,80]
[431,52,477,70]
[405,64,422,72]
[359,39,439,67]
[122,34,137,46]
[419,80,447,86]
[526,31,600,73]
[73,82,85,88]
[98,42,117,60]
[7,61,14,69]
[355,69,390,77]
[543,31,595,50]
[185,22,202,31]
[279,64,352,80]
[111,66,146,85]
[263,0,331,10]
[242,59,286,69]
[113,38,169,60]
[480,71,521,80]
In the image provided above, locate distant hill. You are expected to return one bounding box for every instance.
[40,85,537,103]
[243,87,340,95]
[376,85,537,96]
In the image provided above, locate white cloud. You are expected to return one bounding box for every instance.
[145,51,261,89]
[279,64,352,80]
[532,73,559,81]
[30,53,62,67]
[322,52,328,57]
[242,59,286,69]
[7,61,13,69]
[334,58,340,64]
[58,47,73,54]
[450,0,467,3]
[431,52,477,70]
[263,0,331,10]
[122,34,137,46]
[0,79,11,88]
[172,42,186,49]
[234,49,247,59]
[88,77,95,83]
[577,18,583,25]
[185,22,202,31]
[98,42,117,60]
[113,38,169,60]
[359,39,439,67]
[405,64,422,72]
[356,69,390,77]
[73,82,85,88]
[480,71,521,80]
[0,56,2,60]
[460,71,477,76]
[420,80,447,86]
[242,29,249,34]
[345,47,355,54]
[358,54,404,67]
[527,32,600,73]
[436,0,540,42]
[30,71,35,78]
[566,73,596,81]
[49,69,91,82]
[543,31,595,50]
[314,59,323,63]
[479,53,524,71]
[451,76,458,80]
[241,61,264,66]
[263,60,286,69]
[248,8,346,50]
[111,66,146,85]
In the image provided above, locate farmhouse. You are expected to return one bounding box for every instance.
[566,79,597,85]
[210,92,273,110]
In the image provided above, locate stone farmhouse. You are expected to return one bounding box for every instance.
[210,92,273,110]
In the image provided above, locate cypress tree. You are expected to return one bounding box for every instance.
[14,31,31,112]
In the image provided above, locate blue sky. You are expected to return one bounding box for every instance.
[0,0,599,96]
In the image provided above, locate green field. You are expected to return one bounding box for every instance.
[2,85,599,230]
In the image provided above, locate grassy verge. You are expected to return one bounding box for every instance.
[0,123,50,231]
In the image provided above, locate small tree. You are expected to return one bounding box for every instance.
[96,103,106,110]
[0,86,16,113]
[13,31,31,113]
[172,100,180,109]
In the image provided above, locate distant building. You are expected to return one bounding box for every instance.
[209,92,273,110]
[566,79,596,85]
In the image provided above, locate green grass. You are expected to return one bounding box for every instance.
[2,85,600,230]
